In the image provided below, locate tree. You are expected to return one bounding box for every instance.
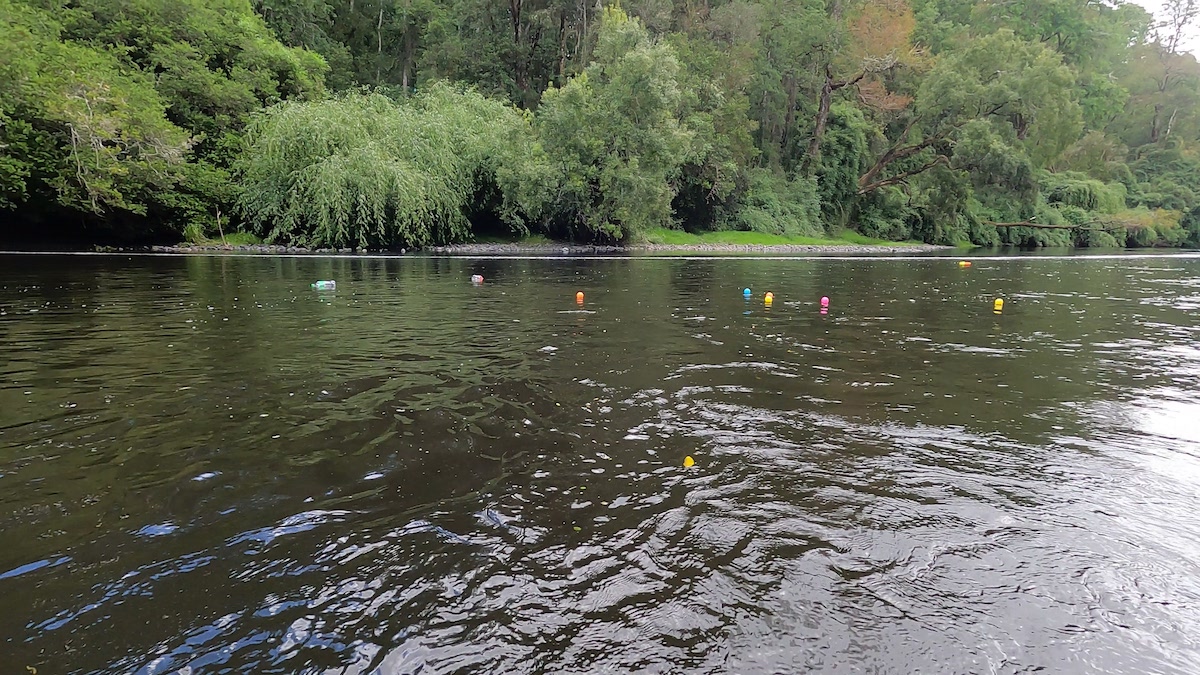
[535,6,692,241]
[857,30,1081,195]
[3,0,326,240]
[666,32,760,231]
[236,84,540,248]
[745,0,829,170]
[803,0,917,173]
[1,0,192,234]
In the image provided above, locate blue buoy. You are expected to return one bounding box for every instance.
[743,288,752,297]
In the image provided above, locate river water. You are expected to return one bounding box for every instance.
[2,252,1200,674]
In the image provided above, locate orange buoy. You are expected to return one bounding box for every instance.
[576,291,584,303]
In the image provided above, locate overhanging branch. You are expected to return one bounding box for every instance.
[987,220,1134,231]
[856,155,949,194]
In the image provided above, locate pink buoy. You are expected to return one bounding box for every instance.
[820,296,829,308]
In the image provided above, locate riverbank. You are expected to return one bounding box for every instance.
[116,226,951,255]
[138,241,951,255]
[428,242,953,254]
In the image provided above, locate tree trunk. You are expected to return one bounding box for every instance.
[758,89,773,166]
[781,72,799,161]
[803,67,866,174]
[400,0,414,92]
[376,5,384,85]
[509,0,528,102]
[402,37,412,92]
[557,11,568,80]
[804,71,834,173]
[1013,112,1028,140]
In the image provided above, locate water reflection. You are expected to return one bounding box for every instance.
[2,254,1200,673]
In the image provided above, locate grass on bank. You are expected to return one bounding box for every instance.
[179,230,264,247]
[470,233,555,245]
[469,228,925,247]
[640,228,923,247]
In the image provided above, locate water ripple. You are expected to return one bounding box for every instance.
[3,254,1200,674]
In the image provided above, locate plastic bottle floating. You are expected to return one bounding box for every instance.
[576,291,585,303]
[311,280,336,290]
[993,298,1004,313]
[683,455,696,468]
[743,288,752,298]
[471,274,484,284]
[958,261,972,268]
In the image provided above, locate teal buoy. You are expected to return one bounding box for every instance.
[743,288,752,297]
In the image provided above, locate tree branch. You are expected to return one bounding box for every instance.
[988,220,1129,231]
[832,69,868,91]
[856,155,948,194]
[856,126,943,191]
[856,100,1016,194]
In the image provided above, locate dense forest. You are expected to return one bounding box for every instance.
[3,0,1200,248]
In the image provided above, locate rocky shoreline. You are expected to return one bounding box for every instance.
[143,244,388,255]
[131,241,951,255]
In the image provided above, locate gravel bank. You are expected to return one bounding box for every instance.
[146,244,386,255]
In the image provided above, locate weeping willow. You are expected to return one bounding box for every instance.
[1039,171,1126,214]
[235,84,535,248]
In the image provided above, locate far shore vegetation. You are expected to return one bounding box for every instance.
[5,0,1200,251]
[175,228,928,250]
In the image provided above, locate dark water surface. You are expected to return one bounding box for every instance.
[3,253,1200,674]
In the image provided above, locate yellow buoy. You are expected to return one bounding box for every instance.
[993,298,1004,313]
[764,292,774,305]
[958,261,972,267]
[683,455,695,468]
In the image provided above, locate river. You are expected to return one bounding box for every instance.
[2,252,1200,674]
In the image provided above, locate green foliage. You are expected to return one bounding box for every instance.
[1104,207,1185,247]
[641,227,907,246]
[236,85,539,248]
[857,188,916,242]
[1,0,325,240]
[1040,171,1126,213]
[1076,228,1122,248]
[815,103,872,226]
[667,33,759,231]
[6,0,1200,251]
[0,0,192,221]
[34,0,327,156]
[918,30,1082,168]
[907,165,977,246]
[728,170,821,237]
[534,7,692,242]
